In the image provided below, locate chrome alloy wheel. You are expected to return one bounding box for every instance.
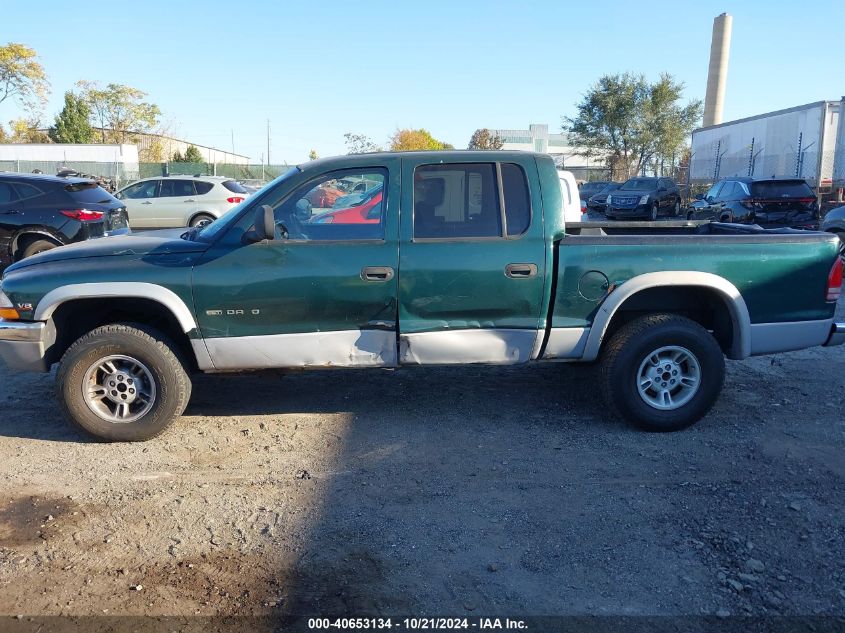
[82,355,156,423]
[636,345,701,410]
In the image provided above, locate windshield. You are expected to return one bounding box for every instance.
[597,183,620,195]
[620,178,657,191]
[194,167,298,242]
[579,182,607,195]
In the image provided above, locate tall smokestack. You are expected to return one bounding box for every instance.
[703,12,732,127]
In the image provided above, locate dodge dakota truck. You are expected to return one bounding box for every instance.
[0,151,842,442]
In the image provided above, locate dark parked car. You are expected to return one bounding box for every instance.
[822,205,845,258]
[578,180,614,202]
[0,173,129,270]
[605,177,681,220]
[586,182,622,213]
[688,177,820,230]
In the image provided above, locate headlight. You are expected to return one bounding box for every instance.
[606,195,612,204]
[639,195,650,205]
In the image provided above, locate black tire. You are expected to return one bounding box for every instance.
[599,313,725,432]
[649,203,659,221]
[20,239,58,260]
[56,323,191,442]
[189,213,215,228]
[670,199,681,217]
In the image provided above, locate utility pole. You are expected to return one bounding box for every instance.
[267,120,271,167]
[231,129,235,156]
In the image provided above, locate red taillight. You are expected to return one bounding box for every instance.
[227,197,244,204]
[827,257,843,302]
[60,209,104,221]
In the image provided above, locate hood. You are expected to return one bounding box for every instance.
[5,229,210,273]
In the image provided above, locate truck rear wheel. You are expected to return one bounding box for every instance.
[57,323,191,442]
[599,313,724,432]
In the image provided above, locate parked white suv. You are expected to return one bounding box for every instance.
[557,170,584,224]
[116,176,250,229]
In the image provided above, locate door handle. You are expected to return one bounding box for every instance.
[141,201,153,205]
[505,263,538,278]
[183,199,195,203]
[505,263,538,279]
[361,266,394,282]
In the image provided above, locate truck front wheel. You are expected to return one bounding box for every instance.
[56,323,192,442]
[600,313,724,432]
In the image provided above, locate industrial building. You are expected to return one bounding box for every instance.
[490,124,607,177]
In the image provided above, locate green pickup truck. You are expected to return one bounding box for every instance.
[0,151,843,441]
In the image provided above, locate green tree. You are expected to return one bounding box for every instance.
[184,144,203,163]
[564,72,702,179]
[49,91,93,143]
[6,117,51,143]
[467,128,504,150]
[389,128,451,151]
[172,149,184,162]
[343,133,381,154]
[0,43,50,114]
[76,80,161,143]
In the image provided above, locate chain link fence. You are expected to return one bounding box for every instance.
[1,160,293,190]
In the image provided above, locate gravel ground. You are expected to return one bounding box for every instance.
[0,299,843,629]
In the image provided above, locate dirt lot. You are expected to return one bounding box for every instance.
[0,299,843,629]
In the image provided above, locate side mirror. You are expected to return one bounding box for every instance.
[244,205,276,243]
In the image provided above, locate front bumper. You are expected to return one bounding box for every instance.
[0,319,51,372]
[606,204,648,218]
[824,322,845,347]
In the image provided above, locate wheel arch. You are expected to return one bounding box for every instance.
[35,284,201,370]
[188,210,217,226]
[11,230,64,261]
[582,271,751,362]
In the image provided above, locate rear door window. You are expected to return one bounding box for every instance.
[414,163,501,239]
[0,182,19,204]
[501,163,531,236]
[160,179,197,198]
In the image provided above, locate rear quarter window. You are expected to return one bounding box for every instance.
[222,180,248,194]
[194,181,214,195]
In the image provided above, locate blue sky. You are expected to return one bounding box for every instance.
[3,0,843,163]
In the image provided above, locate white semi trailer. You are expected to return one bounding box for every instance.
[690,99,844,194]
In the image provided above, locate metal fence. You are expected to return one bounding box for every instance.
[0,160,292,189]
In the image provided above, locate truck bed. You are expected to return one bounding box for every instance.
[566,220,818,236]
